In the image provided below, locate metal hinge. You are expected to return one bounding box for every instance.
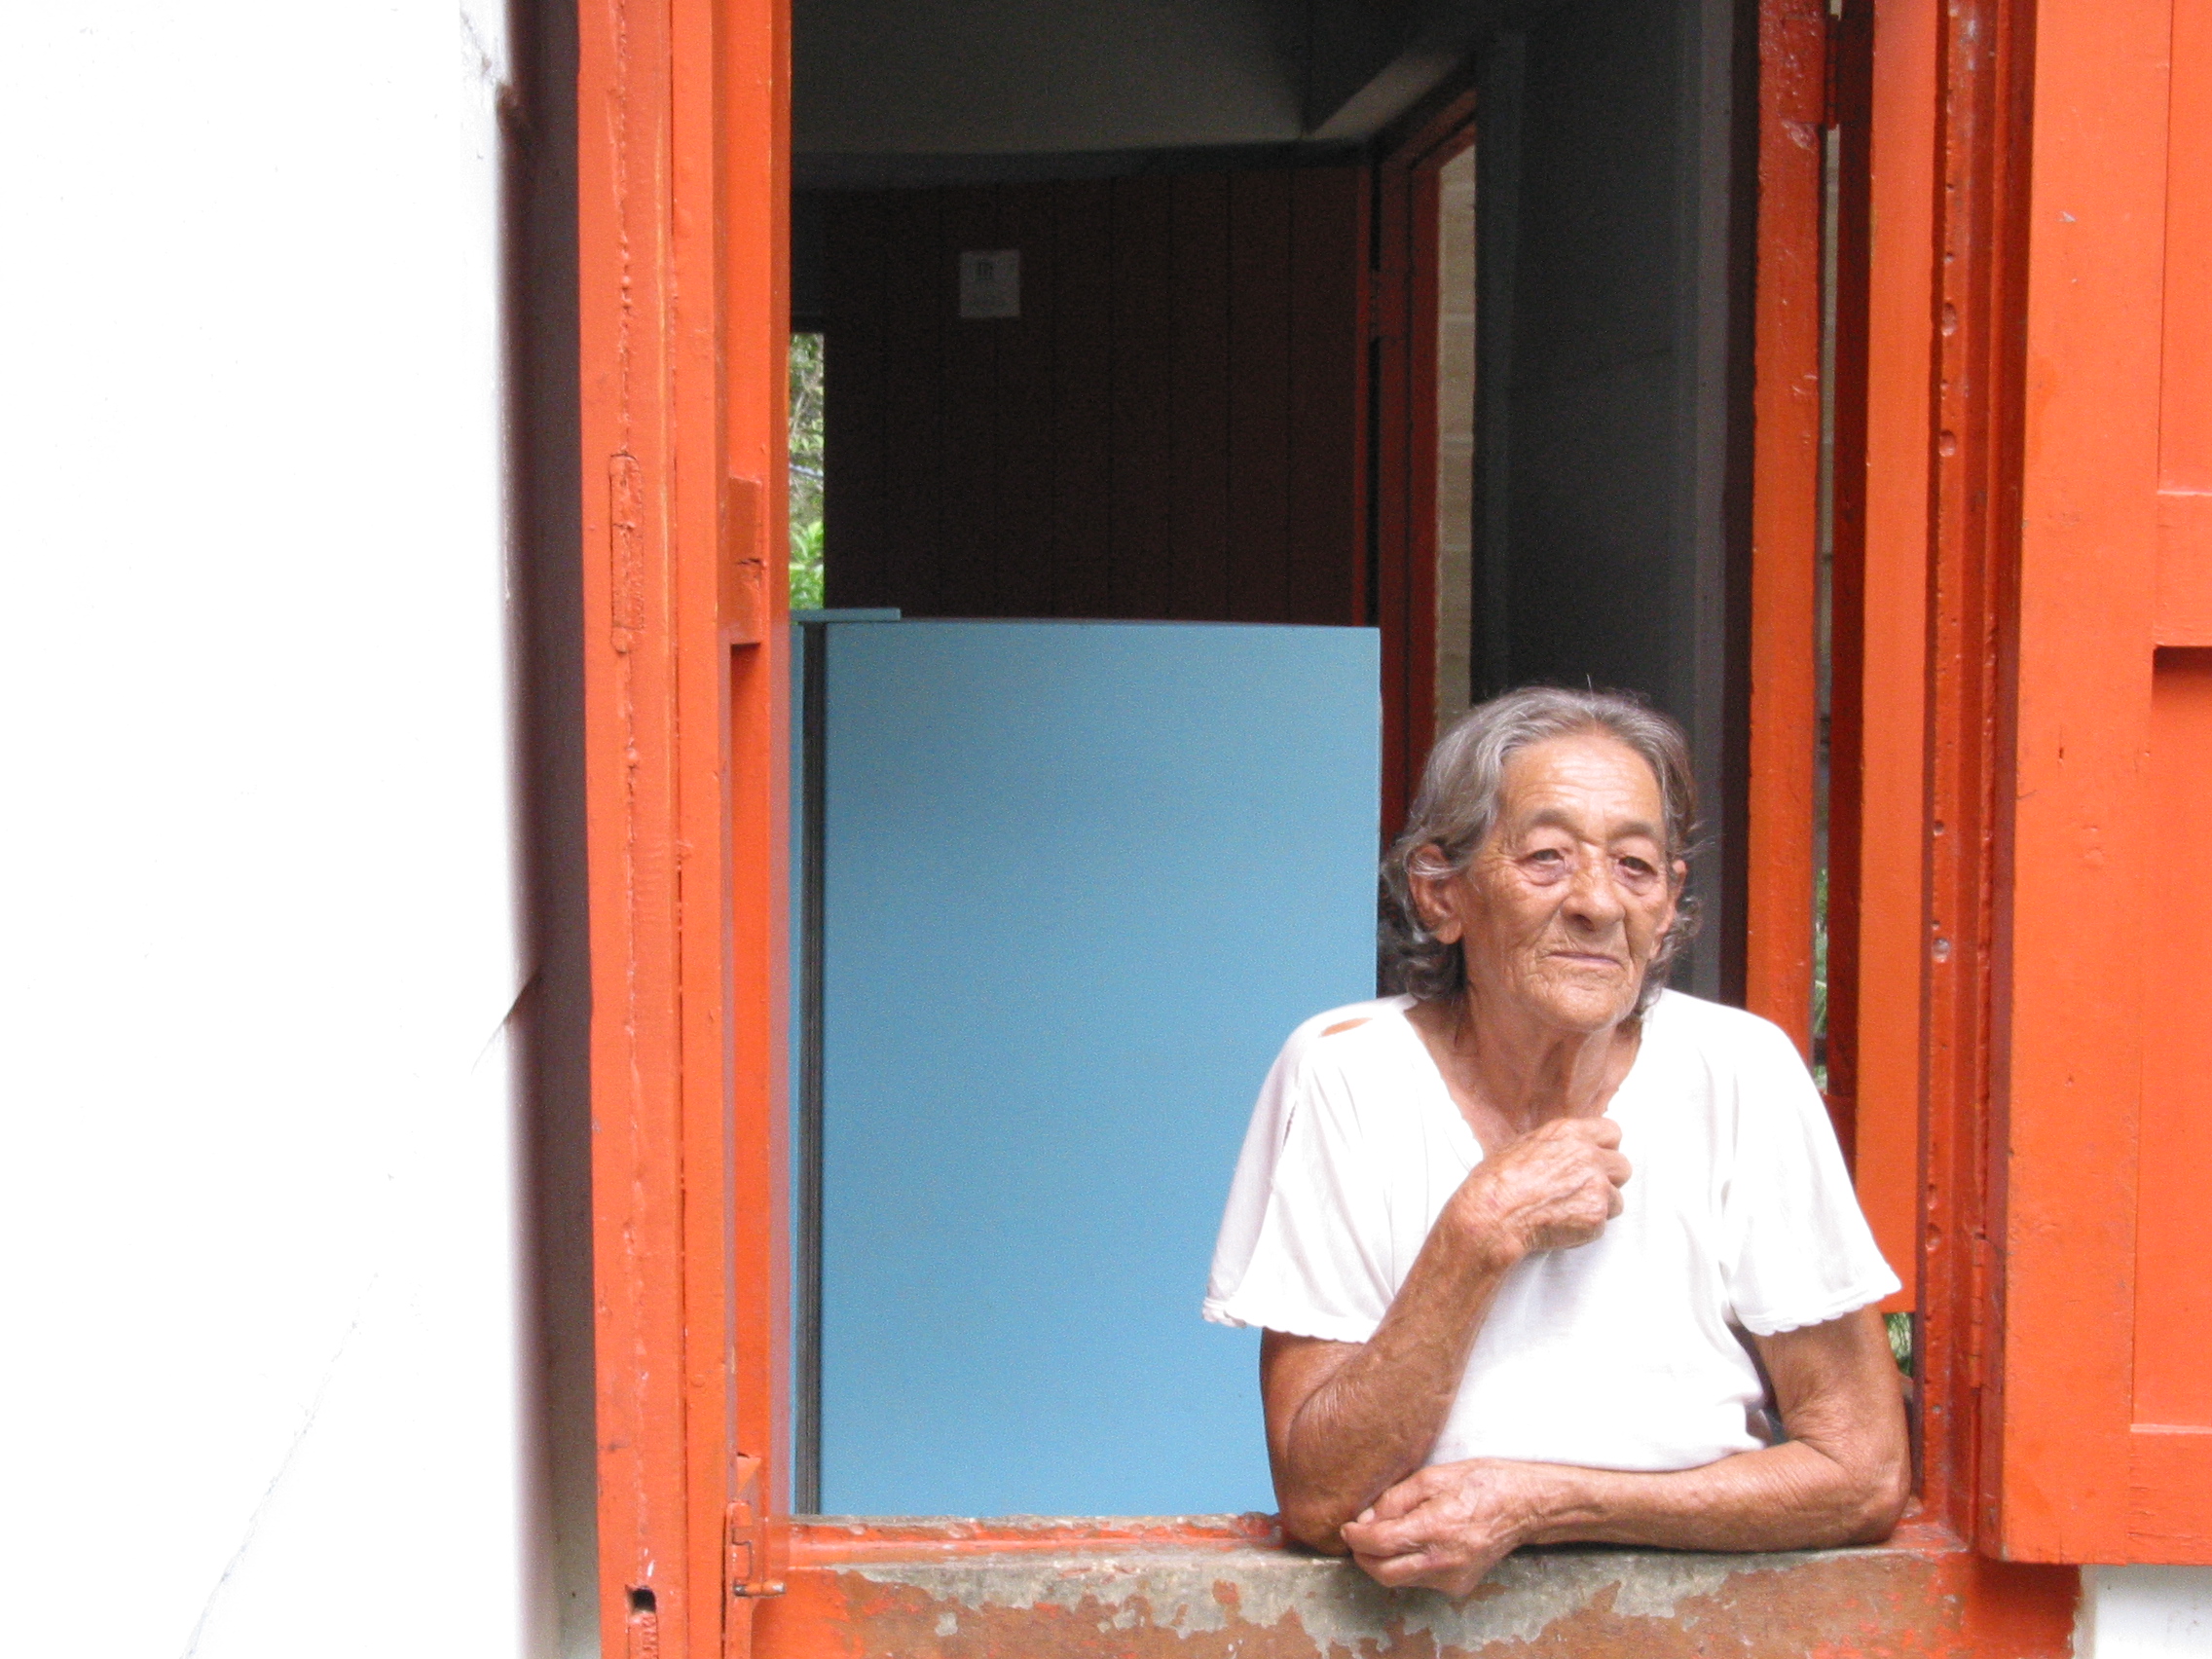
[724,1455,783,1602]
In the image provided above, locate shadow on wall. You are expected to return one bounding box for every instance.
[501,0,599,1651]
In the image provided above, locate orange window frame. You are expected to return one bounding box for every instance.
[573,0,2109,1652]
[578,0,792,1650]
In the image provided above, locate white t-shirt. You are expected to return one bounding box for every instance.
[1203,990,1901,1473]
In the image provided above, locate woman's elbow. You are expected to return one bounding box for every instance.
[1277,1493,1355,1555]
[1842,1448,1912,1544]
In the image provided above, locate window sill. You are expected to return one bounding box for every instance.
[761,1515,2079,1656]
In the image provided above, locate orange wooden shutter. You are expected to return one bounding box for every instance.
[579,0,793,1650]
[1996,0,2212,1565]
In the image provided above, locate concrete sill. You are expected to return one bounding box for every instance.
[760,1516,2078,1656]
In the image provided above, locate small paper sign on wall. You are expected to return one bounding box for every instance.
[958,250,1020,319]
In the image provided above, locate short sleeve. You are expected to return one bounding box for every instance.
[1720,1018,1903,1335]
[1202,1034,1397,1345]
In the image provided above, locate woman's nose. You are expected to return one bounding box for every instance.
[1563,854,1626,925]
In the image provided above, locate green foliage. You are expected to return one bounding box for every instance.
[1887,1310,1914,1377]
[790,332,825,609]
[790,517,825,611]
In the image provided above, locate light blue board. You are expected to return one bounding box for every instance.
[817,620,1380,1516]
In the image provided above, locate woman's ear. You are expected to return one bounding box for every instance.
[1409,844,1466,944]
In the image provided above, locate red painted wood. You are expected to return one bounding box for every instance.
[1823,0,1874,1165]
[1851,0,1937,1318]
[579,0,790,1649]
[2159,0,2212,507]
[2131,0,2212,1560]
[1227,169,1294,622]
[994,183,1056,617]
[2136,650,2212,1434]
[718,0,793,1613]
[581,0,693,1631]
[1287,167,1370,630]
[938,187,1002,616]
[2156,0,2212,647]
[1168,172,1233,621]
[1916,0,2031,1553]
[1998,0,2157,1529]
[1108,175,1175,619]
[1744,0,1825,1062]
[2157,497,2212,642]
[1996,0,2212,1565]
[1051,180,1115,618]
[2155,0,2212,651]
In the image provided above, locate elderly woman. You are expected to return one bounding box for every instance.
[1204,686,1908,1594]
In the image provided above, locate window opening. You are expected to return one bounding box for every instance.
[788,168,1384,1516]
[782,0,1758,1530]
[790,331,826,608]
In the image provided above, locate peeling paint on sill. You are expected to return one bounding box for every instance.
[757,1520,2081,1657]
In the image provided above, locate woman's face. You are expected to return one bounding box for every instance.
[1417,732,1684,1034]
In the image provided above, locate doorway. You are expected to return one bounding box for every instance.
[794,0,1750,991]
[784,0,1755,1521]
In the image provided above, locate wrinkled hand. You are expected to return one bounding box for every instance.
[1457,1116,1630,1257]
[1338,1459,1561,1598]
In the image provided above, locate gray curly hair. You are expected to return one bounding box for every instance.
[1380,685,1700,1009]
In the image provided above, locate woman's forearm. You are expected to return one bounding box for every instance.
[1337,1308,1913,1588]
[1530,1438,1909,1553]
[1337,1435,1908,1596]
[1529,1312,1911,1553]
[1266,1115,1635,1553]
[1272,1207,1522,1547]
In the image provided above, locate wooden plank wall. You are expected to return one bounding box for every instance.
[822,168,1370,623]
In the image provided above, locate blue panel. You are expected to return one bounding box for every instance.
[817,621,1379,1516]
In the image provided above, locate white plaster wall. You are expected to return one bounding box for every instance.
[2081,1567,2212,1659]
[0,4,552,1655]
